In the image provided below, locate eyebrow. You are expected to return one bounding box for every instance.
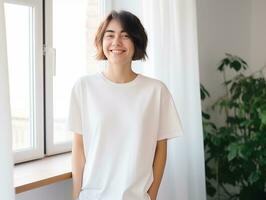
[105,30,127,33]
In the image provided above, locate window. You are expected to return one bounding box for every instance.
[45,0,107,155]
[5,0,110,163]
[4,0,44,163]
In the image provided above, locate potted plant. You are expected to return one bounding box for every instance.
[201,53,266,200]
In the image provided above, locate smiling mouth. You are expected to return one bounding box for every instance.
[110,49,126,55]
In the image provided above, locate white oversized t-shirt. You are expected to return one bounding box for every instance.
[67,72,183,200]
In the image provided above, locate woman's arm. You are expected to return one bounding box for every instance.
[72,133,86,200]
[148,139,167,200]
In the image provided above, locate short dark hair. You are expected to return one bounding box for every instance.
[94,10,148,61]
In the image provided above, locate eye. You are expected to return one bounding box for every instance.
[105,34,114,38]
[121,34,130,39]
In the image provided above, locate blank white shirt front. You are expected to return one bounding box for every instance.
[67,72,183,200]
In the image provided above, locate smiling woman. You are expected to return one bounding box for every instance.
[68,10,183,200]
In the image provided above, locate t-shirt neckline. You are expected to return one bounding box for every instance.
[99,71,141,87]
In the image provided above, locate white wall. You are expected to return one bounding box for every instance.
[16,180,72,200]
[197,0,251,109]
[197,0,266,125]
[249,0,266,73]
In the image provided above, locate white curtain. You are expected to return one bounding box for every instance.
[141,0,206,199]
[0,0,15,199]
[104,0,206,199]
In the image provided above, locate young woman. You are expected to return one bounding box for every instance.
[68,10,183,200]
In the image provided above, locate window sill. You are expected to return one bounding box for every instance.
[14,153,72,194]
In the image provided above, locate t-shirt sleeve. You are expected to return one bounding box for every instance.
[157,83,183,140]
[66,80,83,134]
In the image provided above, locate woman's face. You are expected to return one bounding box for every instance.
[102,19,135,66]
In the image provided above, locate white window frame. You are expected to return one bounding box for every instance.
[44,0,111,155]
[44,0,72,155]
[6,0,112,162]
[5,0,44,163]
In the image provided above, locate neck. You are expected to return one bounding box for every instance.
[103,62,138,83]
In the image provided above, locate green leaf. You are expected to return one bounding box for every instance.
[258,109,266,125]
[248,171,260,184]
[239,57,248,66]
[223,79,232,85]
[218,61,225,71]
[218,57,230,71]
[202,112,210,120]
[200,84,210,100]
[206,180,216,197]
[238,145,250,160]
[230,60,242,71]
[227,143,238,161]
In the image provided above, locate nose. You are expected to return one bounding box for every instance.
[112,35,122,46]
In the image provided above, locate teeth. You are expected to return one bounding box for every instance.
[111,50,124,54]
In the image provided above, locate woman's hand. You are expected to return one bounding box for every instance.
[72,133,86,200]
[147,139,167,200]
